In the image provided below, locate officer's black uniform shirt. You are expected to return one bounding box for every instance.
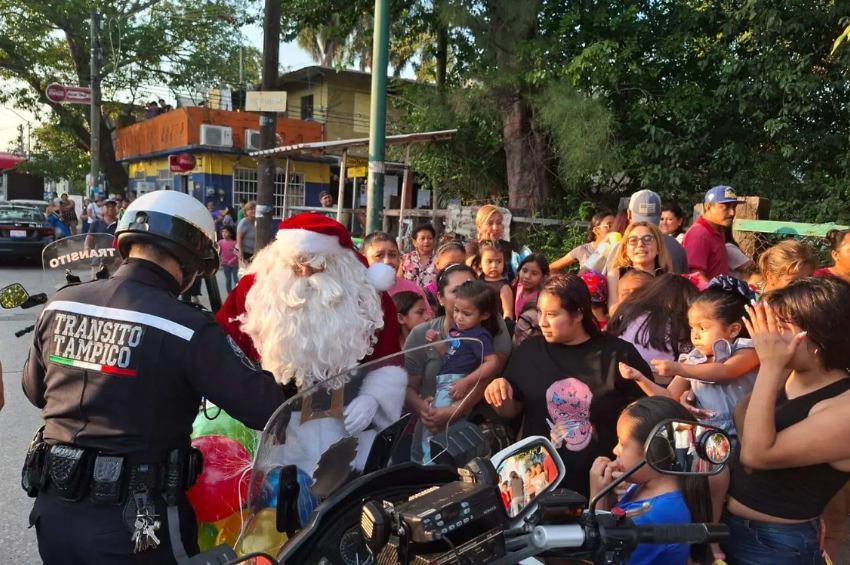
[22,259,285,462]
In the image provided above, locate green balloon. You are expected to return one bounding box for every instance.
[192,408,258,457]
[198,522,218,552]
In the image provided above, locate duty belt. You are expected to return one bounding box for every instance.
[23,440,203,506]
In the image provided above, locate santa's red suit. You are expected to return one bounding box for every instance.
[215,213,406,476]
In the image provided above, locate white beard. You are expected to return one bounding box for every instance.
[238,242,385,388]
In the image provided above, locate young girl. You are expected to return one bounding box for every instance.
[619,275,760,564]
[219,226,239,294]
[392,291,431,350]
[421,280,500,463]
[363,231,433,316]
[515,253,549,315]
[551,210,616,272]
[425,241,467,304]
[479,240,514,320]
[590,396,713,565]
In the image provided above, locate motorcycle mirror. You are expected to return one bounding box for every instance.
[645,419,731,476]
[0,283,29,309]
[491,436,564,522]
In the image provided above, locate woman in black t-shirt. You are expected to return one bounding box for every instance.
[485,274,651,498]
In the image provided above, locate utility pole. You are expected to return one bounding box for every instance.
[26,123,31,157]
[255,0,281,251]
[16,125,24,154]
[365,0,391,234]
[90,11,101,198]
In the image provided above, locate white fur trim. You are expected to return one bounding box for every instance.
[360,365,408,430]
[367,263,396,292]
[274,228,345,258]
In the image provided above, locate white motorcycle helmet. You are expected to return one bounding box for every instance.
[116,191,220,280]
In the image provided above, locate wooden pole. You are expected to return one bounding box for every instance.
[337,150,347,222]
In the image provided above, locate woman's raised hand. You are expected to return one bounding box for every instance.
[484,378,513,407]
[743,301,806,370]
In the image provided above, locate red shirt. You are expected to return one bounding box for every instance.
[682,216,728,280]
[814,267,835,278]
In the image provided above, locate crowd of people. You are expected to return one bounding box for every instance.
[351,188,850,565]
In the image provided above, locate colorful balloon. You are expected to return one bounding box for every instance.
[255,468,320,527]
[192,409,258,457]
[238,508,288,557]
[215,510,251,548]
[188,435,253,523]
[197,523,218,553]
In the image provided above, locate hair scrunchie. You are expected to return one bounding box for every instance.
[708,274,757,302]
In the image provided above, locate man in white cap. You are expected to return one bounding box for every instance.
[602,190,690,274]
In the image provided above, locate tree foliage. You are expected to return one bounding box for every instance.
[16,120,90,186]
[0,0,259,191]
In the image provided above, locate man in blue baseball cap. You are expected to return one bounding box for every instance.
[682,185,739,284]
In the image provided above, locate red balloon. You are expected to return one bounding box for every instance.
[188,435,253,523]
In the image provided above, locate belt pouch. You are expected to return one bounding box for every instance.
[91,455,126,505]
[22,447,49,498]
[48,445,92,502]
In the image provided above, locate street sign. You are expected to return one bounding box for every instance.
[169,153,197,173]
[45,83,92,104]
[246,91,288,112]
[346,157,368,168]
[347,166,367,178]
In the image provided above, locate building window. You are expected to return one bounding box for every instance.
[156,169,174,191]
[134,170,146,181]
[233,168,306,218]
[301,95,314,120]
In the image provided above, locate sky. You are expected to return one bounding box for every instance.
[0,25,314,152]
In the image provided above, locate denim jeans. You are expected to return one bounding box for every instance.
[722,512,825,565]
[222,265,238,293]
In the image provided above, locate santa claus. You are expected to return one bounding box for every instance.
[216,213,407,475]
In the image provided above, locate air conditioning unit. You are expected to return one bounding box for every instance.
[244,129,261,151]
[135,181,156,195]
[200,124,233,148]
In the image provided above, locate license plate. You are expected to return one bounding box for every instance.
[10,230,27,238]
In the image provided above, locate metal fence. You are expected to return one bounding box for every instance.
[733,219,849,265]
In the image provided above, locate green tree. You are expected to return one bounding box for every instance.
[0,0,259,193]
[16,121,90,186]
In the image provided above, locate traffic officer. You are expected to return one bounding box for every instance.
[22,191,287,565]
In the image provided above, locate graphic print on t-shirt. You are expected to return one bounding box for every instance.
[546,378,594,452]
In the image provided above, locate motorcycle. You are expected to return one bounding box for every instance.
[185,344,731,565]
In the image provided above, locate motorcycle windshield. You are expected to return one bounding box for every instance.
[41,234,121,290]
[233,338,485,559]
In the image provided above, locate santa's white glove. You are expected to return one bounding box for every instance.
[344,394,379,435]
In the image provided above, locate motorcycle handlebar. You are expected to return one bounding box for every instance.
[632,523,729,545]
[15,324,35,338]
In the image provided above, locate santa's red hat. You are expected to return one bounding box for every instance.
[277,212,395,291]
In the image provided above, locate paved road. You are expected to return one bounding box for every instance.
[2,261,850,565]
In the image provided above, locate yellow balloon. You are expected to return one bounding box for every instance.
[215,510,251,548]
[237,508,288,557]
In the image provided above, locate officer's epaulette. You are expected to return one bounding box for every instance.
[181,301,214,316]
[55,280,90,292]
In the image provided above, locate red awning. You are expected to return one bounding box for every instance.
[0,152,26,171]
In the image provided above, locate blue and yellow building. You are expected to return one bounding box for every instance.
[114,106,329,216]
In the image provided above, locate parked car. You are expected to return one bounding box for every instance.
[9,199,49,214]
[0,203,55,261]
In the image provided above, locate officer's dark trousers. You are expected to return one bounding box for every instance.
[30,489,199,565]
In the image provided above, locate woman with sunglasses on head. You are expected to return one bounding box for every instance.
[551,211,616,272]
[607,222,672,311]
[404,263,514,462]
[721,277,850,565]
[485,274,651,499]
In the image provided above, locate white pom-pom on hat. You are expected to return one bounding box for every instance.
[367,262,396,292]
